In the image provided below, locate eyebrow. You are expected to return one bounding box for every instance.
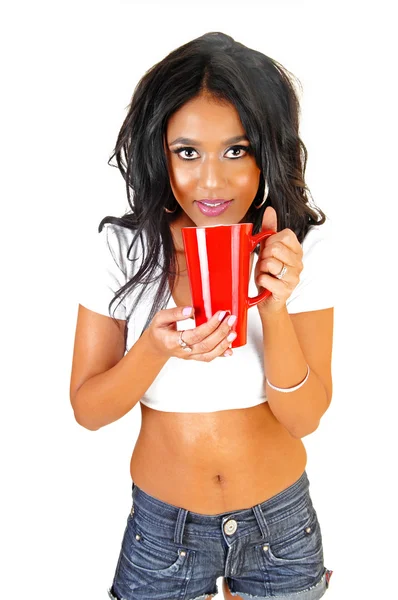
[168,135,250,146]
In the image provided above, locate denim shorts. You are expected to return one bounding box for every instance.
[107,470,333,600]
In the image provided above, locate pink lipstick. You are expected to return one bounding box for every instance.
[195,200,233,217]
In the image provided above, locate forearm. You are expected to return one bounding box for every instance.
[72,328,169,431]
[259,305,329,438]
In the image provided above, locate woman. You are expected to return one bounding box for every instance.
[70,32,334,600]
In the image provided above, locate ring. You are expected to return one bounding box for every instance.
[178,330,192,353]
[276,263,287,280]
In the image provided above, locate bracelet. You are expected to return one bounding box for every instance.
[266,365,310,393]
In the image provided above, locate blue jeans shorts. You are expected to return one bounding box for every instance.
[107,470,333,600]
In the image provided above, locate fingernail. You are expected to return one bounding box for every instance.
[183,306,192,316]
[218,310,227,321]
[227,315,237,326]
[227,331,237,342]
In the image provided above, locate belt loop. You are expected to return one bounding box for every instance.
[252,503,270,540]
[174,508,188,545]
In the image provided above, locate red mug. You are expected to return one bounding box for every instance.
[181,222,276,348]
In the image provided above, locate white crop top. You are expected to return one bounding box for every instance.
[76,217,334,413]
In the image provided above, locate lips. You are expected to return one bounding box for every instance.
[196,199,231,205]
[195,200,233,217]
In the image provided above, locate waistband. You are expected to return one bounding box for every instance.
[131,470,310,532]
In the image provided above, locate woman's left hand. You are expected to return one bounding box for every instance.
[254,206,303,316]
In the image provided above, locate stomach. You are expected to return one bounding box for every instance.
[129,401,307,515]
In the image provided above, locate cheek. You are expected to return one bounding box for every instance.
[170,165,196,192]
[233,166,260,194]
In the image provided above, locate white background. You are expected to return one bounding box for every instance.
[1,0,397,598]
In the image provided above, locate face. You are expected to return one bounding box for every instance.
[164,93,261,248]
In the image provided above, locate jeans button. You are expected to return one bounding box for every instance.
[224,519,238,535]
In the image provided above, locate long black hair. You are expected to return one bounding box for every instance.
[98,31,327,338]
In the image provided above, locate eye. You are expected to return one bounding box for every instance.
[171,147,198,160]
[226,145,250,158]
[170,144,251,161]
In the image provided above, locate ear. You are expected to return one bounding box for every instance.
[261,205,278,233]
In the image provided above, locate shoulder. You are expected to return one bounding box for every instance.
[301,216,333,252]
[299,216,333,270]
[97,222,146,272]
[286,216,334,313]
[99,222,139,251]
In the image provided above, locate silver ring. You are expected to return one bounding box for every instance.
[178,330,192,353]
[276,263,287,280]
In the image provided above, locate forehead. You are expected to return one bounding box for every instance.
[166,95,245,141]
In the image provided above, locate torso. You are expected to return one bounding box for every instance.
[130,229,307,514]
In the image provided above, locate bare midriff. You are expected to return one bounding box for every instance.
[130,402,307,515]
[129,247,306,515]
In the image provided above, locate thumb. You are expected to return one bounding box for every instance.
[156,305,195,328]
[180,306,194,319]
[261,205,278,233]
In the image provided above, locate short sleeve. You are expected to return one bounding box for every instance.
[286,217,334,314]
[76,223,127,319]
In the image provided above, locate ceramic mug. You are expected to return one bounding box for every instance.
[181,223,275,348]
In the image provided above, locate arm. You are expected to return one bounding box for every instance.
[259,306,333,438]
[71,225,172,430]
[70,306,169,431]
[254,207,334,439]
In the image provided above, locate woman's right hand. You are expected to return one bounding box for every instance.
[147,307,237,361]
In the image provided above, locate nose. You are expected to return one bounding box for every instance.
[197,155,227,190]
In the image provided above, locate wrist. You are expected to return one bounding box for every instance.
[257,302,287,323]
[143,327,171,362]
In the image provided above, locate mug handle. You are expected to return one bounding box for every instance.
[247,229,276,308]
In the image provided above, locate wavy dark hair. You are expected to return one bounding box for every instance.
[98,31,326,340]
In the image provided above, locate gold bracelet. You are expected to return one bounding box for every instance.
[266,365,310,393]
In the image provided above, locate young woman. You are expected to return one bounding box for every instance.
[70,32,334,600]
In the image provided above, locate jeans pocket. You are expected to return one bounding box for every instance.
[121,517,192,577]
[266,508,324,566]
[254,505,325,596]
